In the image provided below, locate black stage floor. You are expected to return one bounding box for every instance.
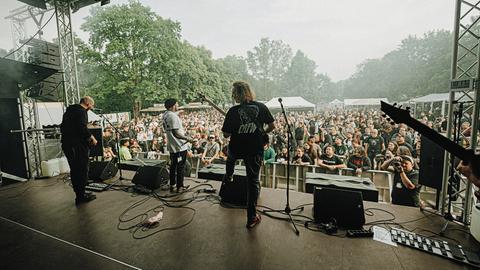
[0,176,478,270]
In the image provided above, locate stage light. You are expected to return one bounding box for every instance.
[17,0,47,9]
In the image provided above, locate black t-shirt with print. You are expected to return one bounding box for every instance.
[222,101,274,158]
[366,136,384,154]
[391,169,420,207]
[319,154,343,166]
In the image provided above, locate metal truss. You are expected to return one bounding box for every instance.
[19,96,43,179]
[6,1,81,178]
[6,5,54,179]
[55,0,80,106]
[440,0,480,224]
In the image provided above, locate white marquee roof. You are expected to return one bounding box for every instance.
[343,98,388,106]
[408,93,449,103]
[265,96,315,110]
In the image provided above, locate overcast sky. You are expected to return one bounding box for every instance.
[0,0,454,81]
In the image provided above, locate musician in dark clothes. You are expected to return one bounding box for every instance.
[61,96,98,205]
[222,81,275,229]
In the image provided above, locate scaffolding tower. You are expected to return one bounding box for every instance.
[440,0,480,224]
[5,0,82,179]
[6,5,54,179]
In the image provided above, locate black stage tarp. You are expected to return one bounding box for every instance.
[0,176,475,270]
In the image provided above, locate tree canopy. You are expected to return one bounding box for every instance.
[329,30,453,101]
[73,1,456,114]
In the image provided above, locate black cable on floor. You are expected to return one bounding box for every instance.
[116,182,220,239]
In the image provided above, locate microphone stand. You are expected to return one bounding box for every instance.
[262,98,304,235]
[96,111,126,181]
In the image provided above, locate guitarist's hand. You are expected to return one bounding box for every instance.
[458,161,480,199]
[89,135,98,146]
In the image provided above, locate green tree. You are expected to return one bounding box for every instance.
[280,50,322,102]
[246,38,292,99]
[78,0,182,116]
[217,55,251,83]
[77,1,237,115]
[334,30,452,101]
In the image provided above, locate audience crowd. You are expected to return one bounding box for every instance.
[98,107,452,173]
[94,106,461,207]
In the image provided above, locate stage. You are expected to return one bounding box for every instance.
[0,176,478,270]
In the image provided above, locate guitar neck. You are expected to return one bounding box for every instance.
[406,117,473,161]
[199,94,227,116]
[209,103,227,116]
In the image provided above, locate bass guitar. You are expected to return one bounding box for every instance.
[198,93,270,144]
[380,101,480,179]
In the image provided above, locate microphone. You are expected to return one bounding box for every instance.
[278,97,283,103]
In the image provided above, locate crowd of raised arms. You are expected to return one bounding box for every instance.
[97,107,465,174]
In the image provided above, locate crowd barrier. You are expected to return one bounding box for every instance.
[136,152,436,204]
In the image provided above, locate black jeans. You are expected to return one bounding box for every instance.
[169,150,187,187]
[226,153,262,223]
[62,143,90,198]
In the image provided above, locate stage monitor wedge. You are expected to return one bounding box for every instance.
[314,187,365,229]
[132,164,169,190]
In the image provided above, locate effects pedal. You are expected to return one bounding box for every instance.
[390,228,480,268]
[85,182,109,192]
[347,228,374,238]
[203,187,217,193]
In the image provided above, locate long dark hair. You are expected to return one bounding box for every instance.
[232,81,256,104]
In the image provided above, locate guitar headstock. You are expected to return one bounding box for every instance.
[198,93,206,102]
[380,101,412,126]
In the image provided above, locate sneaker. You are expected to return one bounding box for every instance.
[75,192,96,205]
[246,214,261,229]
[177,185,190,193]
[222,174,233,182]
[169,185,175,192]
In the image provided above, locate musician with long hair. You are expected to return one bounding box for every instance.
[222,81,275,229]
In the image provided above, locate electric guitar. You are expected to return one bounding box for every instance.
[380,101,480,180]
[198,93,227,116]
[198,93,270,145]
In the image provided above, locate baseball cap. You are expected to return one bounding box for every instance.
[401,155,415,164]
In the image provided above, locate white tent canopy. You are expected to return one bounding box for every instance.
[343,98,388,107]
[36,102,101,126]
[265,96,315,111]
[329,99,343,104]
[407,93,452,117]
[408,93,449,103]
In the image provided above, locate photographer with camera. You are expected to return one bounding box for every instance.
[381,155,420,207]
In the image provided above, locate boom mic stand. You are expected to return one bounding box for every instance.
[262,98,304,235]
[96,111,126,181]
